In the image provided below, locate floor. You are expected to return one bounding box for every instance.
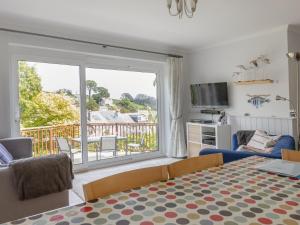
[73,150,155,165]
[69,157,180,205]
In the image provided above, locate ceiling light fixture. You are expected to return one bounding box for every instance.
[167,0,198,19]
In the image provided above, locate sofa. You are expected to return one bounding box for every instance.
[200,133,295,164]
[0,137,69,223]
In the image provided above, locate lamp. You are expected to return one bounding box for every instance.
[167,0,198,18]
[286,52,300,150]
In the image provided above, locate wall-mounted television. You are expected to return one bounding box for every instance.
[190,82,229,107]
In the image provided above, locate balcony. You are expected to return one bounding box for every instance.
[21,122,158,164]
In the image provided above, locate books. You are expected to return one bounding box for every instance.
[255,159,300,177]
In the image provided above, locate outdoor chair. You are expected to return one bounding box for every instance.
[128,134,145,154]
[56,137,81,162]
[98,136,117,159]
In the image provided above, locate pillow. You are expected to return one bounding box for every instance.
[0,143,13,163]
[0,158,8,167]
[247,130,276,151]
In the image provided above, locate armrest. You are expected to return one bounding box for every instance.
[0,137,33,159]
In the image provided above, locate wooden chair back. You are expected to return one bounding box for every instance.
[282,149,300,162]
[83,165,168,201]
[168,154,224,179]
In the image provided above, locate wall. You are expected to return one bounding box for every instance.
[184,27,291,124]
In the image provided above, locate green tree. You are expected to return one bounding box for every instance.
[121,93,134,101]
[92,87,110,104]
[86,80,97,100]
[19,62,79,128]
[116,98,139,113]
[86,98,99,111]
[86,80,99,120]
[22,93,79,127]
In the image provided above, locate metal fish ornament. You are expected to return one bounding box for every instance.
[247,94,270,108]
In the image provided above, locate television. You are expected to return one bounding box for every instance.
[190,82,229,107]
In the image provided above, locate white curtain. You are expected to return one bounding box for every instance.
[167,57,186,158]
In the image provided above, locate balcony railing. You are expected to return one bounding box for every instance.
[21,122,158,157]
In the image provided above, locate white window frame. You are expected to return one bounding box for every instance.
[10,44,168,170]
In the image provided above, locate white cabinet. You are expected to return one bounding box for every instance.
[186,122,231,158]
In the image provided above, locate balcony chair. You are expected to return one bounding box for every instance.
[56,137,81,162]
[128,134,145,154]
[98,136,117,159]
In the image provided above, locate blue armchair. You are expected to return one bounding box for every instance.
[200,133,295,163]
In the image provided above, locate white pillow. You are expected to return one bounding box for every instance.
[247,130,276,151]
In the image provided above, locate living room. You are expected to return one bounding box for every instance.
[0,1,300,224]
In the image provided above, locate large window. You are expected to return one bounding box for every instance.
[16,59,161,167]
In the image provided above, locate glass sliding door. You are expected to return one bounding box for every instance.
[85,67,159,162]
[17,61,83,164]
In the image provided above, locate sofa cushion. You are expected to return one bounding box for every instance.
[0,143,13,163]
[247,130,276,151]
[0,158,7,167]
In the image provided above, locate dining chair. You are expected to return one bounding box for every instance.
[83,165,168,201]
[56,137,81,162]
[168,153,224,179]
[282,149,300,162]
[98,136,117,159]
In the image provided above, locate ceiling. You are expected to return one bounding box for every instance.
[0,0,300,52]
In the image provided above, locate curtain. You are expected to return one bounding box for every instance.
[167,57,186,158]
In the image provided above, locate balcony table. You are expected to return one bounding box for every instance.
[72,135,128,155]
[4,156,300,225]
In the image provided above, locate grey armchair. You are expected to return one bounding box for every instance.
[0,137,69,223]
[0,137,33,160]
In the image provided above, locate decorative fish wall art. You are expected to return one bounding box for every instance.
[247,94,270,108]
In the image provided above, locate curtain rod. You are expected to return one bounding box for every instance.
[0,28,183,59]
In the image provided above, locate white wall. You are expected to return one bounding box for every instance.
[184,27,291,122]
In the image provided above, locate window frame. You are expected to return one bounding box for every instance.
[10,45,168,170]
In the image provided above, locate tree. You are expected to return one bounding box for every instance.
[56,89,74,97]
[134,94,157,110]
[22,93,79,127]
[86,98,99,112]
[121,93,134,101]
[86,80,98,120]
[116,99,139,113]
[92,87,110,104]
[86,80,98,100]
[19,62,79,128]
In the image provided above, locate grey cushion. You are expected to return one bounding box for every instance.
[0,143,13,163]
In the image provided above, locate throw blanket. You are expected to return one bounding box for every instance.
[9,153,74,200]
[236,130,255,146]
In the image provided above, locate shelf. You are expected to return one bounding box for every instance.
[234,79,274,85]
[202,134,216,138]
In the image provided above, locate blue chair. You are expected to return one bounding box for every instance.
[200,133,295,163]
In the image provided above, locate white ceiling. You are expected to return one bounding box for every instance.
[0,0,300,52]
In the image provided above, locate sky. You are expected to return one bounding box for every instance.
[27,62,157,99]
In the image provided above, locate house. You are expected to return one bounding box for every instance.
[0,1,300,224]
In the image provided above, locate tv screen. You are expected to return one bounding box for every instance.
[190,82,229,107]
